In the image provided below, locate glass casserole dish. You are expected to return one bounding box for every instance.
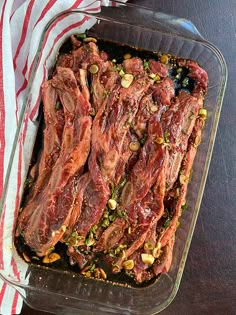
[0,1,227,314]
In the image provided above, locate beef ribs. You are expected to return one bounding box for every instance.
[29,81,64,199]
[72,68,151,239]
[162,90,202,191]
[17,67,92,256]
[16,38,209,285]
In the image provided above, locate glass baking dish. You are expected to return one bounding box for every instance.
[0,1,227,314]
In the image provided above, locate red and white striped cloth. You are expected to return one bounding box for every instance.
[0,0,127,313]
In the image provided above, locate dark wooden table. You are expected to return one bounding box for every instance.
[22,1,236,314]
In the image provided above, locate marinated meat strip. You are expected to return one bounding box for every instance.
[178,59,208,93]
[94,115,167,260]
[56,54,73,69]
[134,78,175,138]
[153,236,175,275]
[17,67,92,256]
[158,117,205,249]
[113,131,139,186]
[129,162,168,282]
[162,91,203,191]
[70,35,82,50]
[114,146,168,271]
[29,81,64,199]
[149,59,168,78]
[73,68,151,238]
[123,57,145,76]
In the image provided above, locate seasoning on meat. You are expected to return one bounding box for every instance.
[15,35,208,285]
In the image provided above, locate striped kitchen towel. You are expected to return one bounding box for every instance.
[0,1,127,314]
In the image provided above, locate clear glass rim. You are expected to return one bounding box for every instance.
[0,4,228,314]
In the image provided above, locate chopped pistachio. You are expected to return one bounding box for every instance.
[149,73,156,79]
[76,33,86,39]
[112,264,120,273]
[102,219,110,228]
[152,247,162,258]
[164,219,171,229]
[109,214,116,222]
[198,108,208,120]
[150,105,158,113]
[129,141,140,152]
[55,101,61,110]
[117,210,126,218]
[43,252,60,264]
[83,37,97,43]
[156,241,161,250]
[121,74,134,88]
[89,64,99,74]
[181,203,188,212]
[124,53,131,60]
[121,249,126,259]
[141,253,155,265]
[155,137,164,144]
[143,60,149,70]
[103,211,109,219]
[51,230,60,237]
[45,246,55,256]
[61,225,67,232]
[164,130,170,143]
[119,69,125,76]
[123,259,134,270]
[85,236,95,247]
[90,264,96,271]
[154,75,161,81]
[179,174,188,185]
[108,199,117,210]
[99,268,107,279]
[175,73,181,80]
[160,54,169,64]
[84,271,92,278]
[194,135,201,147]
[182,77,189,87]
[144,242,155,251]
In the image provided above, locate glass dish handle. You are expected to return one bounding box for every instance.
[151,12,204,41]
[101,1,205,41]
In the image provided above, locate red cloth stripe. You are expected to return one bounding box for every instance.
[35,0,58,28]
[11,290,19,315]
[0,282,7,307]
[70,0,83,10]
[11,257,20,281]
[13,0,36,70]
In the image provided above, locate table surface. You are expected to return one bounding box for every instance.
[22,1,236,314]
